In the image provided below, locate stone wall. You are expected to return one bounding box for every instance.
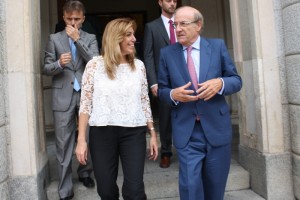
[229,0,294,199]
[282,1,300,199]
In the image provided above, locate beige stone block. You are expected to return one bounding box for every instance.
[282,0,300,9]
[286,55,300,104]
[283,4,300,55]
[0,182,9,200]
[0,127,8,182]
[0,74,5,126]
[290,105,300,154]
[294,174,300,200]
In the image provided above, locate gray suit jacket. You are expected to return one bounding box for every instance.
[43,30,99,111]
[143,17,170,87]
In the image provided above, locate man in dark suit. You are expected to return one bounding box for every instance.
[43,1,99,199]
[158,6,242,200]
[143,0,177,168]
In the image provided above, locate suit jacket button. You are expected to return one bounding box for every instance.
[71,82,74,85]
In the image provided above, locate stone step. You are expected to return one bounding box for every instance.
[46,153,252,199]
[225,190,265,200]
[46,125,256,200]
[47,181,264,200]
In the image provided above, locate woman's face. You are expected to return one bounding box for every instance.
[120,27,136,56]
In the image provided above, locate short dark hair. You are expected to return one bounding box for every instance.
[63,0,86,15]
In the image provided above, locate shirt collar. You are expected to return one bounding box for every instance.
[161,14,174,24]
[182,36,201,51]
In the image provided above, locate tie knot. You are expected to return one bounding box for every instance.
[187,46,193,53]
[169,19,173,24]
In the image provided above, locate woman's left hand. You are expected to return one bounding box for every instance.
[75,140,88,165]
[148,133,158,160]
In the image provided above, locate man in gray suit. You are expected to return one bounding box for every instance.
[43,1,99,199]
[143,0,177,168]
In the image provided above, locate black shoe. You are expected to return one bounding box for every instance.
[79,177,95,188]
[60,194,74,200]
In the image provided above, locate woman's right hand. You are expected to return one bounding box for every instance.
[75,140,88,165]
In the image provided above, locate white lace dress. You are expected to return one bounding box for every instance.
[79,56,153,127]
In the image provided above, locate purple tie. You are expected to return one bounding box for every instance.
[169,19,176,44]
[187,46,198,90]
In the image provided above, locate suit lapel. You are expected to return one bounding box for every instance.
[73,30,87,69]
[172,44,191,87]
[59,31,74,69]
[59,31,71,53]
[199,38,211,83]
[156,18,169,45]
[73,32,82,67]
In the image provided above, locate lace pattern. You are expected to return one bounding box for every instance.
[79,56,153,127]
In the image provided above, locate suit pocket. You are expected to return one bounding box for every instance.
[219,104,229,115]
[52,81,63,89]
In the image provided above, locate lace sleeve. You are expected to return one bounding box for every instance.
[79,57,98,116]
[140,63,153,122]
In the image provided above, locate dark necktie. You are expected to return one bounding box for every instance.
[168,19,176,44]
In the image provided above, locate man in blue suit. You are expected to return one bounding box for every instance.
[158,6,242,200]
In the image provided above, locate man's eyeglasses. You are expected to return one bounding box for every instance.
[172,20,199,29]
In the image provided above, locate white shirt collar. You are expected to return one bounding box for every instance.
[183,36,201,51]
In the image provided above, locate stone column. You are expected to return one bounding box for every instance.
[4,0,48,199]
[230,0,294,199]
[282,1,300,199]
[0,0,10,199]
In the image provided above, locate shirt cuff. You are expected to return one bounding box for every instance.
[218,78,225,95]
[150,84,158,88]
[170,89,179,105]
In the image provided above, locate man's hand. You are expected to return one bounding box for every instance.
[151,85,158,97]
[197,78,223,101]
[171,82,198,102]
[59,52,72,66]
[66,24,80,41]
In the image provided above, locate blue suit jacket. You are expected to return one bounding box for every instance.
[158,38,242,148]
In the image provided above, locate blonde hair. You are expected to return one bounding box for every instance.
[101,18,137,79]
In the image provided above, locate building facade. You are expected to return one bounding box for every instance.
[0,0,299,199]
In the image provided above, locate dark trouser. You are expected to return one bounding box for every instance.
[158,100,172,157]
[176,122,231,200]
[89,126,147,200]
[54,91,93,198]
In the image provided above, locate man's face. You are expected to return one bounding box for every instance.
[174,8,202,46]
[159,0,177,15]
[63,10,85,29]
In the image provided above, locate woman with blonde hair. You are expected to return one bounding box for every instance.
[75,18,158,200]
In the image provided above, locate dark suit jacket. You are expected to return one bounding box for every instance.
[158,38,242,148]
[43,30,99,111]
[143,17,170,87]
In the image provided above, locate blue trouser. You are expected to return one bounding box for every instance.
[176,122,231,200]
